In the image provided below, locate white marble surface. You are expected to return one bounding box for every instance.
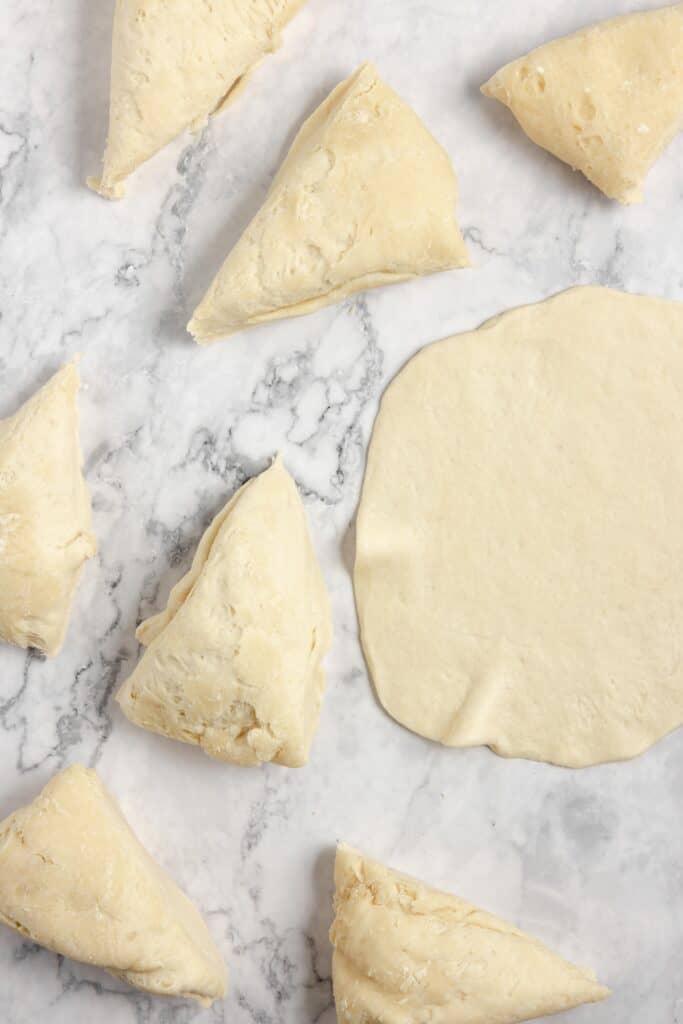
[0,0,682,1021]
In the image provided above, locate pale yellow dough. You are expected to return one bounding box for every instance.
[355,287,683,767]
[482,2,683,203]
[0,765,227,1005]
[0,361,96,656]
[117,457,331,766]
[330,845,609,1024]
[88,0,306,198]
[188,62,470,342]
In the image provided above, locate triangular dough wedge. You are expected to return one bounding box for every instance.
[117,457,331,766]
[88,0,306,198]
[482,3,683,203]
[0,765,227,1005]
[0,361,97,656]
[188,62,470,342]
[330,845,610,1024]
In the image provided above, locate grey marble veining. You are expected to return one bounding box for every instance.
[0,0,682,1021]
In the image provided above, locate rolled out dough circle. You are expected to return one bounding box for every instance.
[355,287,683,766]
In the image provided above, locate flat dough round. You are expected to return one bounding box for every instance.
[355,286,683,766]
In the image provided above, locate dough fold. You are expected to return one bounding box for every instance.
[117,456,331,766]
[330,845,609,1024]
[88,0,306,198]
[188,62,469,342]
[355,286,683,766]
[0,765,227,1005]
[0,361,96,656]
[482,2,683,203]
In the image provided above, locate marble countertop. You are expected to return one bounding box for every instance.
[1,1,681,1021]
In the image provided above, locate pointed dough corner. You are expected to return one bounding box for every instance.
[86,174,125,200]
[330,845,609,1024]
[481,3,683,203]
[187,62,469,343]
[0,765,227,1004]
[90,0,307,199]
[117,457,331,766]
[0,362,97,656]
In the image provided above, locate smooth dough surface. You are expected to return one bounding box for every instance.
[482,2,683,203]
[330,844,609,1024]
[188,62,469,342]
[0,765,227,1005]
[88,0,305,198]
[117,457,331,766]
[0,361,96,656]
[355,287,683,767]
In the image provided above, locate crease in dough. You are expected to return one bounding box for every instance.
[116,456,332,766]
[0,360,97,656]
[481,2,683,203]
[188,62,470,343]
[355,286,683,767]
[0,765,227,1005]
[88,0,307,199]
[330,844,609,1024]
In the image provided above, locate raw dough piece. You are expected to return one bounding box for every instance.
[117,457,331,766]
[188,62,469,342]
[482,3,683,203]
[88,0,306,198]
[0,765,227,1005]
[355,287,683,766]
[0,361,96,656]
[330,844,609,1024]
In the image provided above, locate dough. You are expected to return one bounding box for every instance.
[117,457,331,766]
[188,62,469,342]
[482,3,683,203]
[0,361,96,656]
[355,287,683,766]
[0,765,227,1005]
[88,0,306,199]
[330,844,609,1024]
